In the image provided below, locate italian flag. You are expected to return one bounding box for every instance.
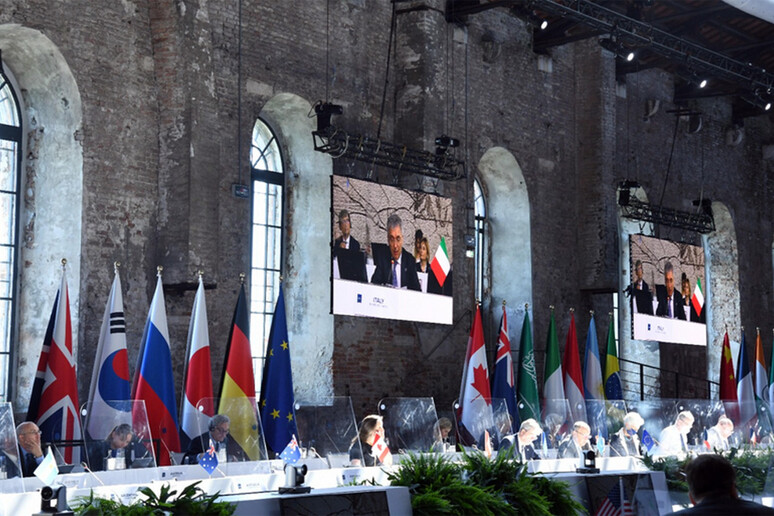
[430,237,450,287]
[691,277,704,315]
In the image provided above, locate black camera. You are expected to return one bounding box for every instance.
[34,485,74,515]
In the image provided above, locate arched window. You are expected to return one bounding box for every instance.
[250,118,284,385]
[473,178,488,302]
[0,63,22,401]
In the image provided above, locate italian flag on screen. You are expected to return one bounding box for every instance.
[692,277,704,315]
[430,237,450,287]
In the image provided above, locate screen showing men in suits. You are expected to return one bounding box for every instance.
[331,175,453,325]
[629,234,706,345]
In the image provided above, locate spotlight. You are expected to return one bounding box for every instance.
[699,78,708,88]
[539,19,548,30]
[599,37,635,63]
[313,102,343,135]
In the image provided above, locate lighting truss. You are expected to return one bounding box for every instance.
[619,197,715,234]
[312,128,467,182]
[523,0,774,94]
[447,0,774,97]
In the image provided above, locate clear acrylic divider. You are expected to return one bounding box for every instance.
[541,398,573,453]
[80,400,157,473]
[584,399,628,456]
[490,398,513,446]
[378,397,438,454]
[294,396,359,468]
[0,402,24,492]
[452,398,495,451]
[627,398,695,456]
[191,397,269,475]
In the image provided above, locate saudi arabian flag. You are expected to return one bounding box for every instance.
[517,311,540,423]
[691,277,704,316]
[430,237,450,287]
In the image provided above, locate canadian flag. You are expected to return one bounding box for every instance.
[372,432,391,464]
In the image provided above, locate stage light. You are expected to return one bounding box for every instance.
[699,78,708,88]
[625,50,635,62]
[313,101,343,134]
[599,37,635,63]
[539,19,548,30]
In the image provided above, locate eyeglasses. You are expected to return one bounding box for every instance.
[212,426,229,434]
[20,430,42,436]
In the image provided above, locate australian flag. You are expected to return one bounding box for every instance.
[199,439,219,475]
[279,435,301,464]
[491,305,517,432]
[259,285,298,455]
[27,266,82,464]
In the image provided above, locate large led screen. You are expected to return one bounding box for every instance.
[331,175,453,324]
[629,234,706,346]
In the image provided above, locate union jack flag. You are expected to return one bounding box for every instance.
[26,265,81,465]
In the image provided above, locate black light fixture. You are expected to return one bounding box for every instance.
[617,182,715,233]
[599,36,635,62]
[311,102,466,182]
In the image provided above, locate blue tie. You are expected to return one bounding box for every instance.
[391,260,398,287]
[668,297,672,318]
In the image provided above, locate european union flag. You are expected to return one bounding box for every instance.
[199,439,219,475]
[641,429,655,452]
[259,285,298,455]
[279,435,301,464]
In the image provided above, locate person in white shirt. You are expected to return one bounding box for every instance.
[659,410,695,455]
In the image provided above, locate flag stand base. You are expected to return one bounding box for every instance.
[279,486,312,495]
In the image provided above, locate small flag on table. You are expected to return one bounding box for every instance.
[34,448,59,486]
[641,429,655,453]
[280,435,301,464]
[199,438,219,475]
[372,432,391,465]
[703,428,710,450]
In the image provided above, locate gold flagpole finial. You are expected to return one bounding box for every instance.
[570,307,575,313]
[114,261,120,273]
[197,269,204,279]
[609,312,613,317]
[524,303,529,310]
[156,265,163,277]
[502,299,506,307]
[757,327,760,335]
[549,305,555,311]
[61,258,67,268]
[239,272,246,284]
[590,310,595,316]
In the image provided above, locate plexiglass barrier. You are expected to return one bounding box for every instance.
[295,396,359,468]
[453,398,496,451]
[378,397,438,454]
[81,400,157,472]
[191,397,268,472]
[0,402,24,493]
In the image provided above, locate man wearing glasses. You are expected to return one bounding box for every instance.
[16,422,43,477]
[183,414,248,464]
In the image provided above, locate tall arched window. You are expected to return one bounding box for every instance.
[250,118,284,387]
[0,63,22,402]
[473,178,488,302]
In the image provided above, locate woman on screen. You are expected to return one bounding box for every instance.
[416,237,430,273]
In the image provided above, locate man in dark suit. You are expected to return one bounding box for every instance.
[183,414,248,464]
[629,259,653,314]
[656,261,686,320]
[668,454,774,514]
[333,209,360,254]
[498,418,542,461]
[558,421,593,459]
[16,421,43,477]
[85,423,139,471]
[370,214,421,291]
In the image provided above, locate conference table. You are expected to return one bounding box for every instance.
[0,455,674,515]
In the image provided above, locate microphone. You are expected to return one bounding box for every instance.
[80,462,106,487]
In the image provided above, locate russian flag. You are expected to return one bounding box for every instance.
[132,271,180,465]
[180,274,214,451]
